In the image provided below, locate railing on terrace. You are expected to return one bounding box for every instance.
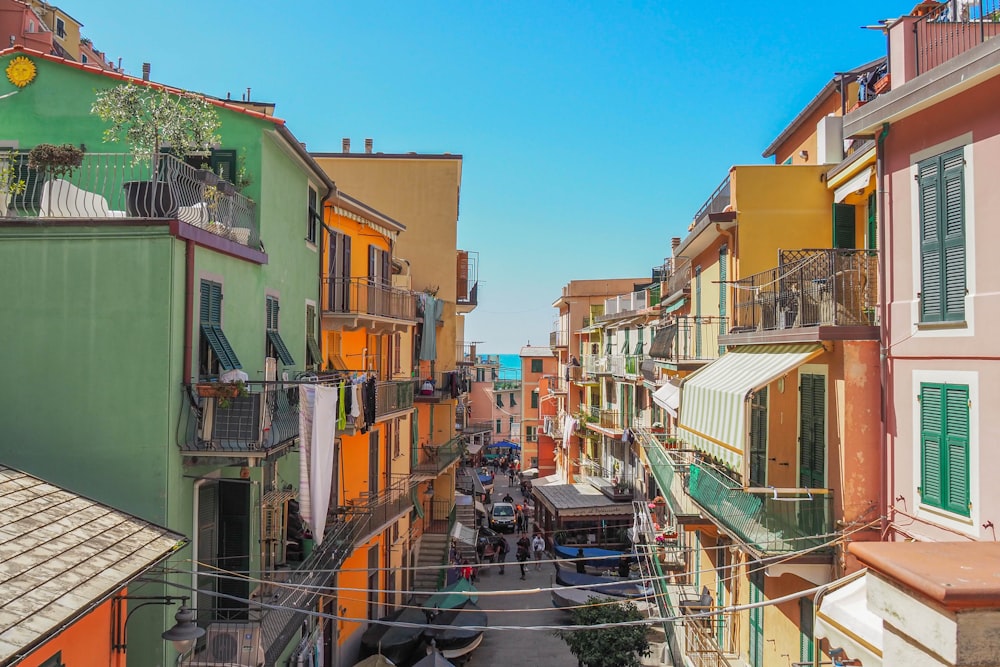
[582,353,608,376]
[180,381,299,454]
[579,460,636,501]
[915,1,1000,76]
[341,478,414,545]
[324,277,417,321]
[687,462,833,554]
[492,379,521,391]
[728,249,878,334]
[691,175,731,230]
[5,152,259,248]
[578,404,620,430]
[415,370,471,400]
[666,256,693,299]
[456,250,479,307]
[636,431,704,520]
[659,316,725,363]
[374,379,416,419]
[550,329,568,347]
[413,436,466,475]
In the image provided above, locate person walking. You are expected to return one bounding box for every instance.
[516,535,531,579]
[496,535,509,575]
[531,533,546,571]
[575,547,587,574]
[507,468,516,485]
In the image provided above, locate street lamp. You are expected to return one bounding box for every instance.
[112,595,206,654]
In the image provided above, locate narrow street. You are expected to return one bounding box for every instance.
[465,470,578,667]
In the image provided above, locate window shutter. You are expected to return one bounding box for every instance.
[919,158,943,322]
[832,203,856,249]
[209,149,237,183]
[382,249,391,287]
[510,393,516,407]
[343,235,352,279]
[496,393,504,408]
[867,192,877,251]
[920,383,944,508]
[634,328,644,355]
[368,245,377,281]
[621,329,630,354]
[197,483,218,624]
[798,374,826,488]
[941,150,966,321]
[944,384,970,516]
[200,280,212,324]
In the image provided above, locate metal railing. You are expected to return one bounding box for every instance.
[728,249,878,334]
[4,151,258,248]
[374,379,416,419]
[462,421,493,435]
[666,256,693,299]
[456,250,478,307]
[582,353,609,377]
[413,436,466,475]
[415,370,471,400]
[579,460,637,501]
[578,404,620,430]
[550,329,568,347]
[181,381,299,453]
[323,277,417,321]
[658,316,725,362]
[687,462,833,554]
[341,478,414,545]
[691,175,731,231]
[638,434,704,520]
[915,1,1000,76]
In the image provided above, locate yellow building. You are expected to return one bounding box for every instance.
[24,0,82,61]
[318,190,421,662]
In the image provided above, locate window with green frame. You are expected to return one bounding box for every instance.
[633,327,644,355]
[305,304,322,369]
[531,359,543,373]
[531,390,538,409]
[918,147,966,323]
[526,425,537,441]
[509,393,516,406]
[496,393,504,408]
[919,382,970,516]
[199,280,241,376]
[265,296,295,365]
[496,419,501,433]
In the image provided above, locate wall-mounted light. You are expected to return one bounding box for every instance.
[112,595,205,654]
[799,150,809,161]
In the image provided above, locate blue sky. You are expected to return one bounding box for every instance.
[77,1,911,353]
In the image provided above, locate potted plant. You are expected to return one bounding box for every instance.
[195,379,248,408]
[0,151,27,217]
[91,83,221,217]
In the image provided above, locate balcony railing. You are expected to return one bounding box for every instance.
[456,250,478,307]
[415,370,470,401]
[638,434,703,520]
[323,277,417,322]
[413,436,466,475]
[691,175,731,231]
[462,421,493,435]
[728,249,878,334]
[915,1,1000,76]
[579,460,636,501]
[4,152,259,248]
[181,381,299,454]
[374,379,416,419]
[550,329,568,347]
[657,316,725,363]
[666,256,692,300]
[340,478,414,545]
[578,404,620,430]
[582,353,609,377]
[687,462,833,554]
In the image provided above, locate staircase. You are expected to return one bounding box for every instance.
[412,532,450,594]
[454,502,479,563]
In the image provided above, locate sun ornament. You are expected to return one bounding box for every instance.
[6,56,37,88]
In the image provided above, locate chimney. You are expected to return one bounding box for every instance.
[671,237,681,254]
[364,138,373,154]
[342,138,350,153]
[141,62,150,81]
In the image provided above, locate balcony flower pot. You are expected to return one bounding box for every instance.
[216,179,236,196]
[196,381,243,399]
[123,180,178,217]
[194,168,219,187]
[873,74,891,94]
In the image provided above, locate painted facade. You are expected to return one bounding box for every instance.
[519,345,556,472]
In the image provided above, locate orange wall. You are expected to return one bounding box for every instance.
[336,537,384,648]
[20,598,116,667]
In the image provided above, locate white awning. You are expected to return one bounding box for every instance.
[466,441,485,455]
[450,520,477,546]
[652,382,680,418]
[834,166,874,203]
[677,343,824,474]
[815,575,883,666]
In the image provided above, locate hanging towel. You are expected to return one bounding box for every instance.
[309,385,338,544]
[419,296,444,360]
[350,382,361,419]
[337,383,347,430]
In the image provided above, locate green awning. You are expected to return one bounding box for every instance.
[411,488,425,519]
[677,343,824,477]
[267,330,295,365]
[201,323,242,371]
[663,298,688,314]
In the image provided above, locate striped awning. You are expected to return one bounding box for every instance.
[677,343,824,474]
[652,382,680,418]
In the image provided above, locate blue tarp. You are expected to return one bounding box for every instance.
[488,440,520,450]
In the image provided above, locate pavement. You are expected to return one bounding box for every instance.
[464,468,579,667]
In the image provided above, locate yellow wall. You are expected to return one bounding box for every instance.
[732,165,834,278]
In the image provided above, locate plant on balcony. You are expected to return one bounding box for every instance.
[27,143,84,180]
[0,151,27,217]
[196,380,248,408]
[554,599,650,667]
[91,83,221,217]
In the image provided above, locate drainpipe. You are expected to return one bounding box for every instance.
[183,240,195,383]
[876,122,890,540]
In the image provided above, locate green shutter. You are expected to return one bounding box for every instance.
[267,331,295,365]
[621,329,630,354]
[832,203,856,249]
[799,374,826,488]
[867,192,877,251]
[749,387,768,486]
[941,150,966,321]
[749,569,764,667]
[918,158,943,322]
[496,419,501,433]
[210,149,237,183]
[496,393,504,408]
[719,246,728,356]
[200,280,222,325]
[510,393,516,407]
[920,384,945,508]
[202,324,242,371]
[800,598,814,663]
[944,385,970,516]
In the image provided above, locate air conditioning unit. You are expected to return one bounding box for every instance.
[187,622,264,667]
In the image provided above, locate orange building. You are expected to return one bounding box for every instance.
[519,346,556,473]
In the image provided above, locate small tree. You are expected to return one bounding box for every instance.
[555,598,651,667]
[91,83,221,182]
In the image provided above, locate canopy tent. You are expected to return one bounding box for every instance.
[487,440,520,450]
[677,343,824,476]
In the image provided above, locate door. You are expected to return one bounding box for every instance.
[217,480,250,620]
[749,568,764,667]
[369,429,381,500]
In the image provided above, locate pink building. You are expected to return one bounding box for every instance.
[467,354,521,448]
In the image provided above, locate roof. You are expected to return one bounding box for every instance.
[334,191,406,233]
[0,466,186,661]
[532,483,634,518]
[311,151,463,161]
[519,346,554,357]
[761,57,886,159]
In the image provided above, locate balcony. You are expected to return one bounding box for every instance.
[340,478,415,546]
[637,433,705,523]
[374,379,416,421]
[456,250,479,312]
[549,329,568,347]
[412,436,466,477]
[722,249,878,344]
[578,404,620,431]
[3,152,259,249]
[687,462,834,555]
[582,353,609,377]
[664,256,692,304]
[414,370,470,402]
[691,175,731,233]
[180,381,299,458]
[914,1,1000,77]
[579,460,636,501]
[652,316,725,369]
[461,421,493,436]
[322,277,417,332]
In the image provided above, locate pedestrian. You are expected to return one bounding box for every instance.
[502,492,514,504]
[516,535,531,579]
[461,559,474,582]
[515,507,525,534]
[507,468,515,485]
[575,548,587,574]
[496,535,509,575]
[532,533,546,571]
[618,555,631,579]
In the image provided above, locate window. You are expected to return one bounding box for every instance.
[197,480,250,621]
[368,245,391,287]
[918,147,966,323]
[496,419,501,434]
[327,230,351,312]
[307,187,319,244]
[305,304,322,369]
[749,388,768,486]
[509,392,516,407]
[496,393,504,408]
[526,426,537,442]
[183,148,237,182]
[633,328,644,355]
[265,296,295,365]
[38,653,64,667]
[55,17,65,38]
[530,390,538,409]
[199,280,241,377]
[799,374,826,488]
[509,416,514,431]
[531,359,543,373]
[81,53,88,63]
[920,383,970,516]
[832,203,856,249]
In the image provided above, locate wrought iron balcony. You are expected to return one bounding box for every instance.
[414,370,470,402]
[3,151,259,248]
[651,316,725,366]
[578,404,620,431]
[374,379,416,421]
[456,250,478,310]
[180,381,299,457]
[665,256,692,302]
[726,249,878,338]
[412,436,465,476]
[339,478,415,545]
[687,462,833,554]
[914,1,1000,76]
[637,433,704,521]
[323,277,417,328]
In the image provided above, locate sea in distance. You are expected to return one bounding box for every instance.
[481,352,521,380]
